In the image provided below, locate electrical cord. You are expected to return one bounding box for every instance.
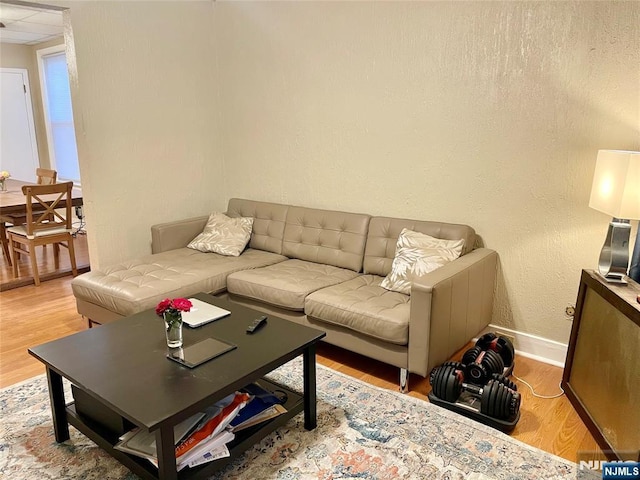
[72,220,86,236]
[512,372,565,399]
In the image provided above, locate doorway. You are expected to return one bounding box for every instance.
[0,1,80,185]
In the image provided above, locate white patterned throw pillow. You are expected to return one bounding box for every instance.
[187,212,254,256]
[381,228,464,295]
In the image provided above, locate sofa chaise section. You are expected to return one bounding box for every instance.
[72,198,291,326]
[72,247,287,326]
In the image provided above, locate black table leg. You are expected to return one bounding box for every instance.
[46,367,69,442]
[155,424,178,480]
[302,343,317,430]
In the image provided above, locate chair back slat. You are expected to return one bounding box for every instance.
[22,182,73,236]
[36,168,58,185]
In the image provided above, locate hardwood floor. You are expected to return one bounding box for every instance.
[0,248,600,465]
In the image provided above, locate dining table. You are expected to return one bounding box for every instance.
[0,178,83,215]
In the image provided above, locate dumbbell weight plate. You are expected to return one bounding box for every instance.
[480,380,497,417]
[475,332,497,350]
[441,361,464,371]
[491,373,518,392]
[497,382,508,419]
[482,350,505,378]
[429,361,464,386]
[431,365,460,402]
[508,391,521,420]
[461,346,483,366]
[476,333,516,369]
[443,366,463,403]
[495,337,515,368]
[429,365,446,395]
[484,380,509,419]
[491,373,517,391]
[480,379,523,421]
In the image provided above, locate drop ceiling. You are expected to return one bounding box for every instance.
[0,2,64,46]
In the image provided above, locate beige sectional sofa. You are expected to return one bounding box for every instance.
[71,198,497,391]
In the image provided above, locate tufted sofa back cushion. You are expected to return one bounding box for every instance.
[363,216,476,277]
[282,206,371,272]
[226,198,289,255]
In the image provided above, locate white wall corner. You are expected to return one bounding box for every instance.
[477,325,568,368]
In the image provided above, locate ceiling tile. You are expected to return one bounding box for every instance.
[25,34,59,45]
[0,4,63,45]
[7,20,63,35]
[0,4,39,21]
[0,28,47,42]
[27,11,64,27]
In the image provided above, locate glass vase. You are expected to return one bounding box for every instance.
[163,311,183,348]
[0,180,6,192]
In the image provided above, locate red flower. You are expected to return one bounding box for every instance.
[155,298,172,316]
[173,298,193,312]
[155,298,192,317]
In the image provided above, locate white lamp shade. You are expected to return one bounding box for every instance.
[589,150,640,220]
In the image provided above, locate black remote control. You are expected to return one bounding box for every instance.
[246,315,267,333]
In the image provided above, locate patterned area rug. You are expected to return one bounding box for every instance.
[1,358,588,480]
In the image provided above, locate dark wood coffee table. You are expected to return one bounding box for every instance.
[28,293,326,480]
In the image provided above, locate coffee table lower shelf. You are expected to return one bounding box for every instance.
[65,378,304,480]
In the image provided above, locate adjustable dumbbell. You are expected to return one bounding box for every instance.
[429,363,521,421]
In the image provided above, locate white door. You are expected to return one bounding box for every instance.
[0,68,39,182]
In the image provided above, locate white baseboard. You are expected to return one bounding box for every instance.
[476,325,568,368]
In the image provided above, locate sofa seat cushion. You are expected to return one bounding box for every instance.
[71,248,287,317]
[304,275,410,345]
[227,259,360,311]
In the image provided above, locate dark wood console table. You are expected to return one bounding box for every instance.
[562,270,640,462]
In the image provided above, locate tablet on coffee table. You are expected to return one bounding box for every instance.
[166,337,236,368]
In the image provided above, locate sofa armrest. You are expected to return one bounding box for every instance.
[151,216,208,253]
[408,248,498,376]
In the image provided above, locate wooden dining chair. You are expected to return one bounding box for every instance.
[7,181,77,286]
[0,168,59,265]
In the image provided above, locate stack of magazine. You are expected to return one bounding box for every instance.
[114,382,287,471]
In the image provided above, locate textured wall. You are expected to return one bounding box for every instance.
[26,0,638,345]
[59,0,224,268]
[214,1,640,343]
